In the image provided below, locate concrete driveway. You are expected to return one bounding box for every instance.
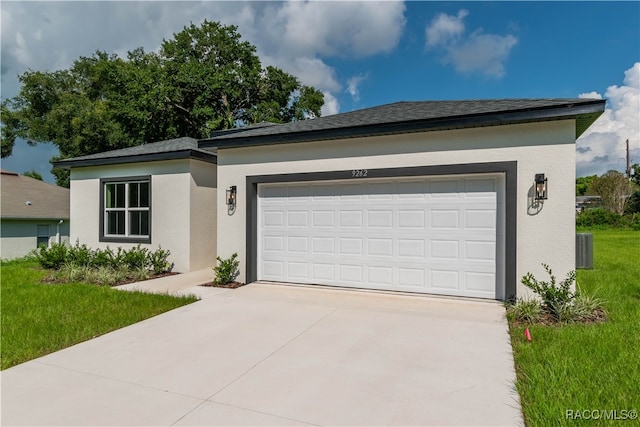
[1,282,522,426]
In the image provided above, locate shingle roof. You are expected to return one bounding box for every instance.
[54,137,217,169]
[1,170,70,220]
[53,99,606,169]
[199,98,605,149]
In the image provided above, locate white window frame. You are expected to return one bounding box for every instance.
[37,224,50,248]
[100,176,151,244]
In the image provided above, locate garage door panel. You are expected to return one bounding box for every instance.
[430,210,459,229]
[397,239,425,257]
[258,175,502,299]
[465,241,496,261]
[430,239,460,260]
[313,263,335,280]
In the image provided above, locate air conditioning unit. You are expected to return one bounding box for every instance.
[576,233,593,269]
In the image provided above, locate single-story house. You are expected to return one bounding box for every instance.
[1,169,70,259]
[54,98,605,301]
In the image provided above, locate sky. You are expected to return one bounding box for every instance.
[1,1,639,184]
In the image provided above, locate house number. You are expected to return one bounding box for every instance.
[352,169,368,177]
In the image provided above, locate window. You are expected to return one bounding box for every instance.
[100,176,151,243]
[37,224,50,248]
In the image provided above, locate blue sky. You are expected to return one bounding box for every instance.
[2,1,639,183]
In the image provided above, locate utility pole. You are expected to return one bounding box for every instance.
[626,139,631,180]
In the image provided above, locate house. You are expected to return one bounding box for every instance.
[1,169,70,259]
[54,98,605,300]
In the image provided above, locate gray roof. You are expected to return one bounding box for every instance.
[53,99,605,169]
[54,137,217,169]
[199,98,605,149]
[1,170,70,220]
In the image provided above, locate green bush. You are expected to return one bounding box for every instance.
[148,246,171,274]
[521,264,576,320]
[122,244,149,270]
[67,241,93,266]
[213,253,240,285]
[576,208,623,227]
[506,299,543,324]
[35,242,173,285]
[36,243,68,269]
[91,247,116,268]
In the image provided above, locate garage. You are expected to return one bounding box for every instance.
[257,173,505,299]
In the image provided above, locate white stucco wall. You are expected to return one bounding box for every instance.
[0,219,70,259]
[69,159,217,272]
[216,120,578,299]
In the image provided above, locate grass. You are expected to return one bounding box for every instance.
[0,259,198,370]
[510,230,640,426]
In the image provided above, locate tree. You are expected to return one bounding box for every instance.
[23,170,43,181]
[589,170,634,215]
[575,175,597,196]
[630,163,640,186]
[1,20,324,187]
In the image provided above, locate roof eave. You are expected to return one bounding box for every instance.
[53,149,217,169]
[1,216,70,221]
[199,101,606,150]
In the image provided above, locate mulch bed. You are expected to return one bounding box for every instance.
[511,308,608,326]
[199,281,246,289]
[40,271,180,287]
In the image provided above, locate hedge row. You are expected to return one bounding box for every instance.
[36,241,171,274]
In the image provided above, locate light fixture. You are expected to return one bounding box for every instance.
[534,174,548,201]
[226,185,237,207]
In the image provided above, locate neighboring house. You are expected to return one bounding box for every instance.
[1,170,70,259]
[576,195,601,212]
[55,98,605,301]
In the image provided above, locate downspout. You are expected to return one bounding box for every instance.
[57,220,63,244]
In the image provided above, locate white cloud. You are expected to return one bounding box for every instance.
[1,1,407,114]
[447,32,517,78]
[263,1,405,58]
[424,9,517,78]
[346,74,369,102]
[579,92,603,100]
[321,91,340,117]
[425,9,468,47]
[576,63,640,177]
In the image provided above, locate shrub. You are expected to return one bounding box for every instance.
[213,253,240,285]
[91,247,116,268]
[506,299,543,324]
[91,266,120,286]
[56,262,90,283]
[67,241,93,266]
[149,246,171,275]
[122,244,149,270]
[576,208,623,228]
[130,266,150,282]
[521,264,576,320]
[36,243,68,269]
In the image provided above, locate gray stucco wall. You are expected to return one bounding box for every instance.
[1,219,70,259]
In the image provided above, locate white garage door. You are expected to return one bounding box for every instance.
[258,174,504,299]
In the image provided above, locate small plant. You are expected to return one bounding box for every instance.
[130,266,150,282]
[67,241,93,266]
[36,243,68,269]
[213,253,240,285]
[122,244,149,270]
[506,298,543,324]
[149,246,171,275]
[91,247,116,268]
[521,263,577,319]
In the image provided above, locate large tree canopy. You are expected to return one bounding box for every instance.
[1,20,324,187]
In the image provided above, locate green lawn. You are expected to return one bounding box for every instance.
[0,260,198,370]
[510,230,640,426]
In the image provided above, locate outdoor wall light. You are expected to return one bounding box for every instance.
[534,174,548,201]
[226,185,237,207]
